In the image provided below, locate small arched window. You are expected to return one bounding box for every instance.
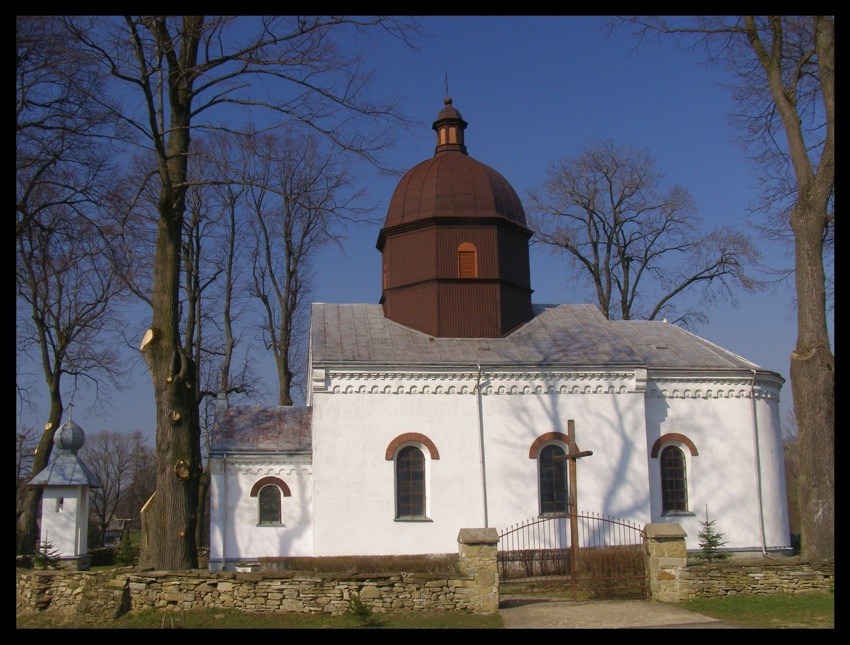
[258,485,282,525]
[396,445,426,519]
[661,445,688,513]
[458,242,478,278]
[539,444,568,515]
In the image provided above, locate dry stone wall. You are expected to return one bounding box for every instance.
[680,560,834,599]
[16,568,491,620]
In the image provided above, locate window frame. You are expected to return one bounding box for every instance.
[538,443,569,516]
[660,444,690,515]
[257,484,283,526]
[394,444,429,521]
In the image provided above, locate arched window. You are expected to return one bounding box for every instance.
[458,242,478,278]
[396,445,426,519]
[539,444,568,515]
[258,485,282,525]
[661,445,688,513]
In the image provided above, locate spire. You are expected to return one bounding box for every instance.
[432,96,468,156]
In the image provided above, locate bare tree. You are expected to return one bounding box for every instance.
[182,133,264,548]
[16,426,38,487]
[120,430,157,527]
[245,129,367,405]
[527,140,763,329]
[16,426,39,532]
[62,16,421,569]
[16,15,129,556]
[16,206,129,554]
[615,14,833,562]
[83,430,137,547]
[16,16,120,239]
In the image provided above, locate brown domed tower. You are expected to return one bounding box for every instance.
[377,97,534,338]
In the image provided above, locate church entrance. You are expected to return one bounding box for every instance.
[497,512,649,601]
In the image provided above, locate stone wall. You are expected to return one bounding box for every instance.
[16,529,501,621]
[645,522,834,602]
[17,525,834,622]
[16,568,493,622]
[679,560,835,599]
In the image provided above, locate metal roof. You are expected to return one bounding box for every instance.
[310,302,766,372]
[211,405,312,455]
[28,451,102,488]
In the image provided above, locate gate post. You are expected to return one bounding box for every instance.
[457,528,500,613]
[644,523,688,603]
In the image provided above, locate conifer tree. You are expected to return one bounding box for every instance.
[695,506,731,562]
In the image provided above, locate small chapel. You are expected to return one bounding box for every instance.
[207,97,791,571]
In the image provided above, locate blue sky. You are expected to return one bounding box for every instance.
[21,16,827,441]
[307,16,806,415]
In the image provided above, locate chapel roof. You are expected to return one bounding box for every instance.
[28,419,102,488]
[309,302,771,373]
[211,405,312,455]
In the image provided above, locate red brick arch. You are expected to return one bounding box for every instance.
[650,433,699,458]
[250,477,291,497]
[385,433,440,460]
[528,432,573,459]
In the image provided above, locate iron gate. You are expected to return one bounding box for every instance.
[497,512,648,600]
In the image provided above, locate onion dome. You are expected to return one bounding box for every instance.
[54,418,86,452]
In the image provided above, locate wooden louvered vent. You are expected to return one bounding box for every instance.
[458,243,477,278]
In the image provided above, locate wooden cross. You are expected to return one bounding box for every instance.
[554,419,593,515]
[554,419,593,579]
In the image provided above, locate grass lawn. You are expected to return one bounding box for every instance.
[16,607,503,629]
[682,591,834,629]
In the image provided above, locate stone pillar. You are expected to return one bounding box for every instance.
[457,528,499,613]
[645,523,688,603]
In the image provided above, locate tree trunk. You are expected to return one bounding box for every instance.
[790,189,834,562]
[137,179,202,570]
[138,324,202,570]
[759,16,834,563]
[16,398,63,555]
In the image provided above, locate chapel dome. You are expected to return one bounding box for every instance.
[376,97,534,338]
[53,418,86,452]
[383,96,527,229]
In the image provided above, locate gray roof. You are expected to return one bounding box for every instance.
[310,303,765,372]
[211,405,312,455]
[29,451,102,488]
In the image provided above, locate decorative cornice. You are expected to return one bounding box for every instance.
[214,460,312,477]
[321,370,637,395]
[312,369,781,401]
[647,376,782,401]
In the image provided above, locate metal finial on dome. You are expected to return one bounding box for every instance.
[444,96,452,106]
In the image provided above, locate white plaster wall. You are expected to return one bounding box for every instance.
[752,395,792,548]
[209,458,313,570]
[482,387,651,533]
[212,367,790,564]
[312,370,653,556]
[645,384,790,552]
[312,388,485,556]
[39,486,84,558]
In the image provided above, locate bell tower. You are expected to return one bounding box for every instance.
[377,97,534,338]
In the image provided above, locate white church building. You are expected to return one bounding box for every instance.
[208,98,791,571]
